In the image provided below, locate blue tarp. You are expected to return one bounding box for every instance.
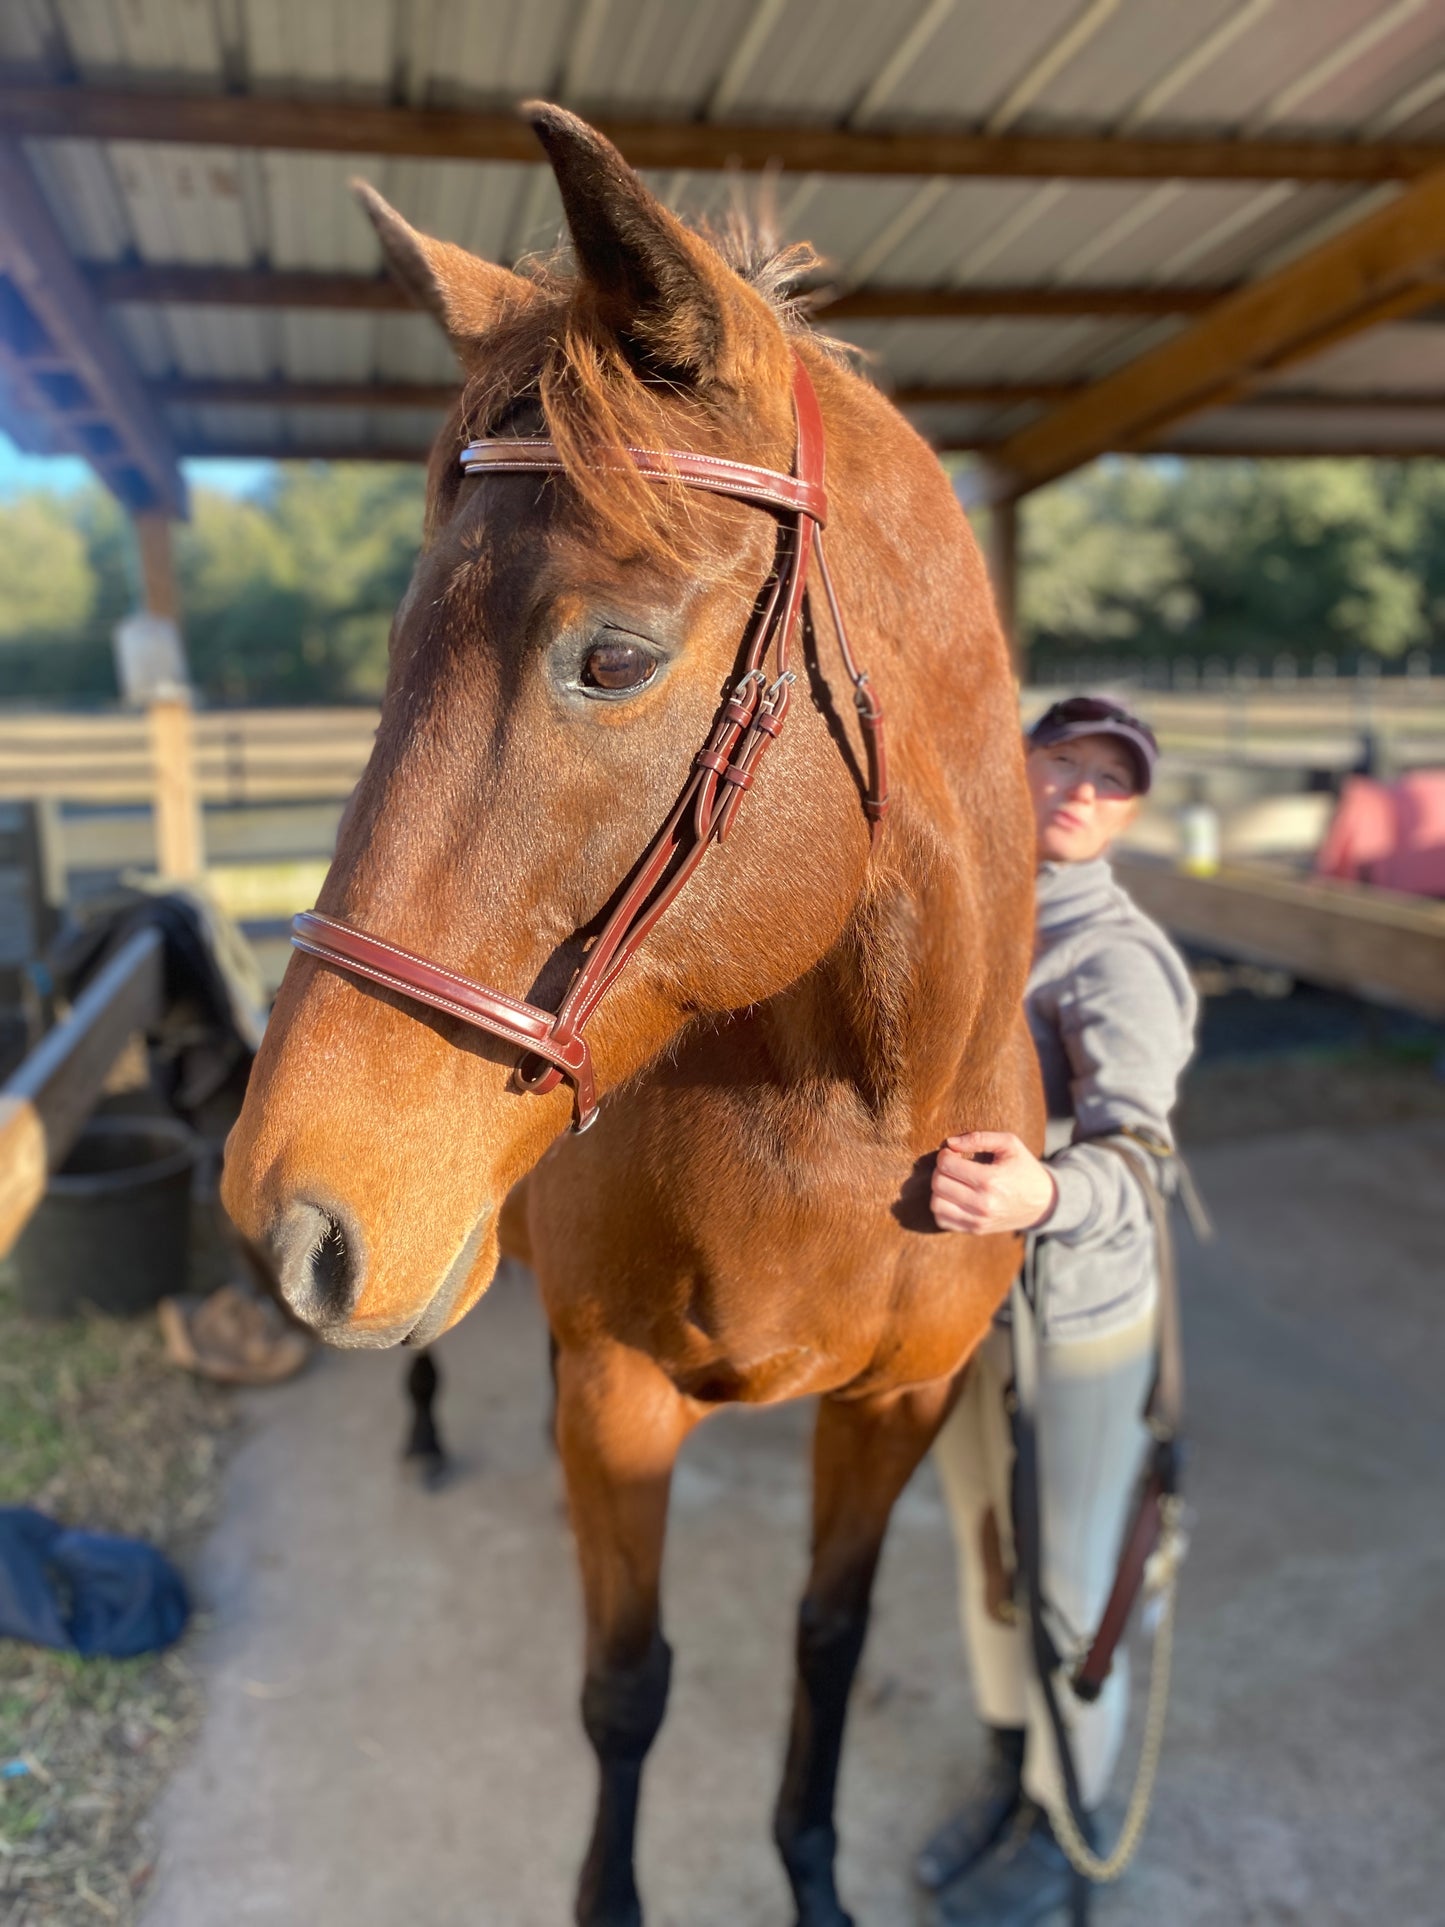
[0,1507,189,1657]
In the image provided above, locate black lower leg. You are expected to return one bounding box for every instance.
[576,1631,672,1927]
[774,1587,871,1927]
[402,1350,448,1486]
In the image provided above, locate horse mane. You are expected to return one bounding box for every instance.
[443,210,850,567]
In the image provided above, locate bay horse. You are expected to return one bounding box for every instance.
[222,103,1041,1927]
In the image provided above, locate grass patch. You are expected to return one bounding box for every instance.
[0,1257,234,1925]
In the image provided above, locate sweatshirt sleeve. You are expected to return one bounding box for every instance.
[1042,933,1196,1246]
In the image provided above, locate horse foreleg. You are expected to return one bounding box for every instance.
[401,1348,449,1488]
[775,1378,957,1927]
[556,1342,697,1927]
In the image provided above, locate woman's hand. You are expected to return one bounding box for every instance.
[930,1131,1057,1236]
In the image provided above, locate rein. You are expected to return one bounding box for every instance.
[292,353,887,1132]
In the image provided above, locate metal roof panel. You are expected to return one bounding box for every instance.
[241,0,394,98]
[0,0,63,70]
[22,136,136,261]
[56,0,226,84]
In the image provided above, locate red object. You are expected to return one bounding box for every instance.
[1315,771,1445,896]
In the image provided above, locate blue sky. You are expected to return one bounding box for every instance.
[0,432,275,501]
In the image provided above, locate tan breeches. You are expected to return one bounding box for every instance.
[932,1301,1156,1814]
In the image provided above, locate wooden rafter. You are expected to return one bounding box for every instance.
[905,383,1445,413]
[9,84,1445,183]
[153,376,459,410]
[94,262,1224,319]
[941,437,1445,460]
[177,432,1445,466]
[824,285,1214,320]
[93,266,411,311]
[154,375,1445,421]
[177,439,430,464]
[978,165,1445,500]
[0,142,184,514]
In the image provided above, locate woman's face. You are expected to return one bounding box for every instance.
[1026,732,1142,863]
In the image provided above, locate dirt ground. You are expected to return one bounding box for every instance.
[0,1240,234,1926]
[130,1115,1445,1927]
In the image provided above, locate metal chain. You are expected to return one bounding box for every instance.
[1048,1500,1184,1884]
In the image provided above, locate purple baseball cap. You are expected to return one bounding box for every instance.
[1026,694,1159,795]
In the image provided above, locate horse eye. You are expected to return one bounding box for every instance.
[580,641,656,692]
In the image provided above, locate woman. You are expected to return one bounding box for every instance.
[918,695,1198,1925]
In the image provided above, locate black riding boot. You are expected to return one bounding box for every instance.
[932,1799,1094,1927]
[914,1725,1026,1892]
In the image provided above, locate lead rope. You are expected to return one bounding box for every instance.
[1045,1553,1181,1885]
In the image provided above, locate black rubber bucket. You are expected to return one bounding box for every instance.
[14,1116,199,1319]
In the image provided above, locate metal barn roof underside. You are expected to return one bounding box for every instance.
[9,0,1445,515]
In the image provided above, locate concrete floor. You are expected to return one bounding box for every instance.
[142,1121,1445,1927]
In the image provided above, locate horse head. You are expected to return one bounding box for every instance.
[222,104,998,1348]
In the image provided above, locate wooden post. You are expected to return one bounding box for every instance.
[987,496,1022,681]
[132,511,204,881]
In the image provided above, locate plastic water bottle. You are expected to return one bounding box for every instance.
[1179,799,1220,877]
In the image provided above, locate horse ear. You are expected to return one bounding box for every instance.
[524,101,779,391]
[351,180,540,347]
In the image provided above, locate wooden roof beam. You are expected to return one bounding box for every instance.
[178,439,430,464]
[9,84,1445,183]
[942,437,1445,460]
[0,142,184,514]
[904,383,1445,412]
[976,165,1445,502]
[177,433,1445,466]
[156,376,1445,419]
[154,376,458,409]
[95,262,1225,319]
[173,432,1445,466]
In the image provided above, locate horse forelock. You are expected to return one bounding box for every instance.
[426,215,855,570]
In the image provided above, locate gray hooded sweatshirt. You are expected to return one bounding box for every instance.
[1025,857,1198,1338]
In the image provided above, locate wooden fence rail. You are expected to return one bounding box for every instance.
[0,687,1442,807]
[1113,855,1445,1020]
[0,709,379,805]
[0,926,164,1258]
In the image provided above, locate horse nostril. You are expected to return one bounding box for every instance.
[310,1215,350,1301]
[268,1200,364,1327]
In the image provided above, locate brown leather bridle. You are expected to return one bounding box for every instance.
[292,353,887,1132]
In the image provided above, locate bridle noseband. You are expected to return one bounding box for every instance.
[292,354,888,1131]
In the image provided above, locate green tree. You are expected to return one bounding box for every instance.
[1019,464,1195,647]
[178,465,426,703]
[0,495,94,642]
[1015,456,1440,663]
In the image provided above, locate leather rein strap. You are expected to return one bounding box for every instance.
[292,354,888,1132]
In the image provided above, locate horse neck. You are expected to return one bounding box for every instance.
[758,800,1011,1147]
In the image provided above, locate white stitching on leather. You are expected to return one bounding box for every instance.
[293,937,589,1075]
[297,916,553,1034]
[459,441,827,523]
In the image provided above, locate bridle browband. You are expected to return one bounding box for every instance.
[292,353,888,1132]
